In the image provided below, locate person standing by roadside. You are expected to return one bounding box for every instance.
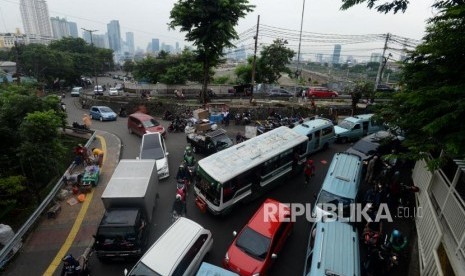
[92,147,104,167]
[304,159,315,184]
[365,155,379,185]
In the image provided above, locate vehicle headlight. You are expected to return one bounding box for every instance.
[224,252,229,263]
[252,273,260,276]
[159,163,168,172]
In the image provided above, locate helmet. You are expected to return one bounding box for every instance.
[176,194,182,200]
[62,254,74,263]
[185,146,193,155]
[392,229,401,239]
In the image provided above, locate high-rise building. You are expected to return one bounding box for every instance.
[126,32,135,54]
[20,0,53,38]
[332,44,341,65]
[107,20,121,52]
[93,34,108,49]
[151,38,160,52]
[370,53,382,63]
[50,17,69,39]
[68,21,78,38]
[83,31,91,44]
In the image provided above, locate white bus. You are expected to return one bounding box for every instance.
[194,126,308,215]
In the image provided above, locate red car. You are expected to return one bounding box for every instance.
[223,198,293,275]
[307,87,338,98]
[127,112,166,138]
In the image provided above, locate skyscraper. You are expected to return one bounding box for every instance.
[126,32,135,54]
[151,38,160,52]
[68,21,78,38]
[20,0,53,37]
[107,20,121,52]
[332,44,341,65]
[50,17,69,39]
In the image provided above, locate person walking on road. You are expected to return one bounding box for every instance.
[304,159,315,184]
[365,155,378,185]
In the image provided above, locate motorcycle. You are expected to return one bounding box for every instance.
[168,119,186,133]
[118,107,127,117]
[242,111,251,125]
[60,102,66,112]
[398,183,420,208]
[163,110,174,121]
[176,181,188,201]
[234,113,242,125]
[72,122,89,131]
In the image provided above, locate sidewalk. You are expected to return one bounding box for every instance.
[3,130,122,276]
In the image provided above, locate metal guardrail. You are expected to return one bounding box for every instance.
[0,130,97,269]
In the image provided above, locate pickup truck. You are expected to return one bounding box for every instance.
[186,128,233,155]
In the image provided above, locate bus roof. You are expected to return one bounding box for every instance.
[198,126,308,184]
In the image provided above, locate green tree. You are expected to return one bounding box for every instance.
[18,110,66,203]
[342,1,465,167]
[169,0,254,103]
[123,60,135,75]
[0,175,26,209]
[256,39,295,84]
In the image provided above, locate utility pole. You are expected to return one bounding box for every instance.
[374,33,390,91]
[296,0,306,79]
[82,28,98,89]
[14,40,21,84]
[251,15,260,96]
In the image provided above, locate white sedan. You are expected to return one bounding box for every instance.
[108,87,119,96]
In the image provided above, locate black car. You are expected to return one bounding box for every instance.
[376,84,395,92]
[345,130,403,163]
[266,88,292,97]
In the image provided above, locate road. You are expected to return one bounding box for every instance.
[62,90,351,275]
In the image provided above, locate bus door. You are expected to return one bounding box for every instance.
[306,133,314,155]
[362,121,369,136]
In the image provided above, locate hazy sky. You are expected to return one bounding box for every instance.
[0,0,437,59]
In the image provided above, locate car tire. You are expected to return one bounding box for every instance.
[341,137,348,144]
[331,95,336,98]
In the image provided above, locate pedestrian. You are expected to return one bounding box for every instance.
[365,156,378,184]
[301,89,306,101]
[304,159,315,184]
[223,110,230,126]
[91,147,104,167]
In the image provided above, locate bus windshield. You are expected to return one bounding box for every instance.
[196,168,221,206]
[338,120,355,130]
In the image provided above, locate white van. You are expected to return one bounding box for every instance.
[125,217,213,276]
[70,87,83,97]
[303,220,361,276]
[313,152,363,221]
[292,118,335,156]
[334,114,384,143]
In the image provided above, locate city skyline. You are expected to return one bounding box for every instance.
[0,0,437,57]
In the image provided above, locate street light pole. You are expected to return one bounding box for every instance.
[296,0,306,79]
[81,28,98,89]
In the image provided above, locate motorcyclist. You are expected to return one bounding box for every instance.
[172,194,186,217]
[389,229,408,253]
[61,254,81,276]
[176,163,189,184]
[183,146,196,166]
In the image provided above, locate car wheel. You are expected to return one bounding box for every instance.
[331,95,336,98]
[99,117,103,122]
[341,137,348,144]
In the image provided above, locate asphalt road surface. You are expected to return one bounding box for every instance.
[50,94,351,275]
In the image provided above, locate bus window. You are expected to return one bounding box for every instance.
[322,126,333,136]
[279,149,293,166]
[263,156,279,175]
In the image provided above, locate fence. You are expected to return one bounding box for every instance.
[0,131,96,269]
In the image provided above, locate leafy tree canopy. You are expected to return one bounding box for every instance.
[364,2,465,168]
[257,39,295,84]
[169,0,254,103]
